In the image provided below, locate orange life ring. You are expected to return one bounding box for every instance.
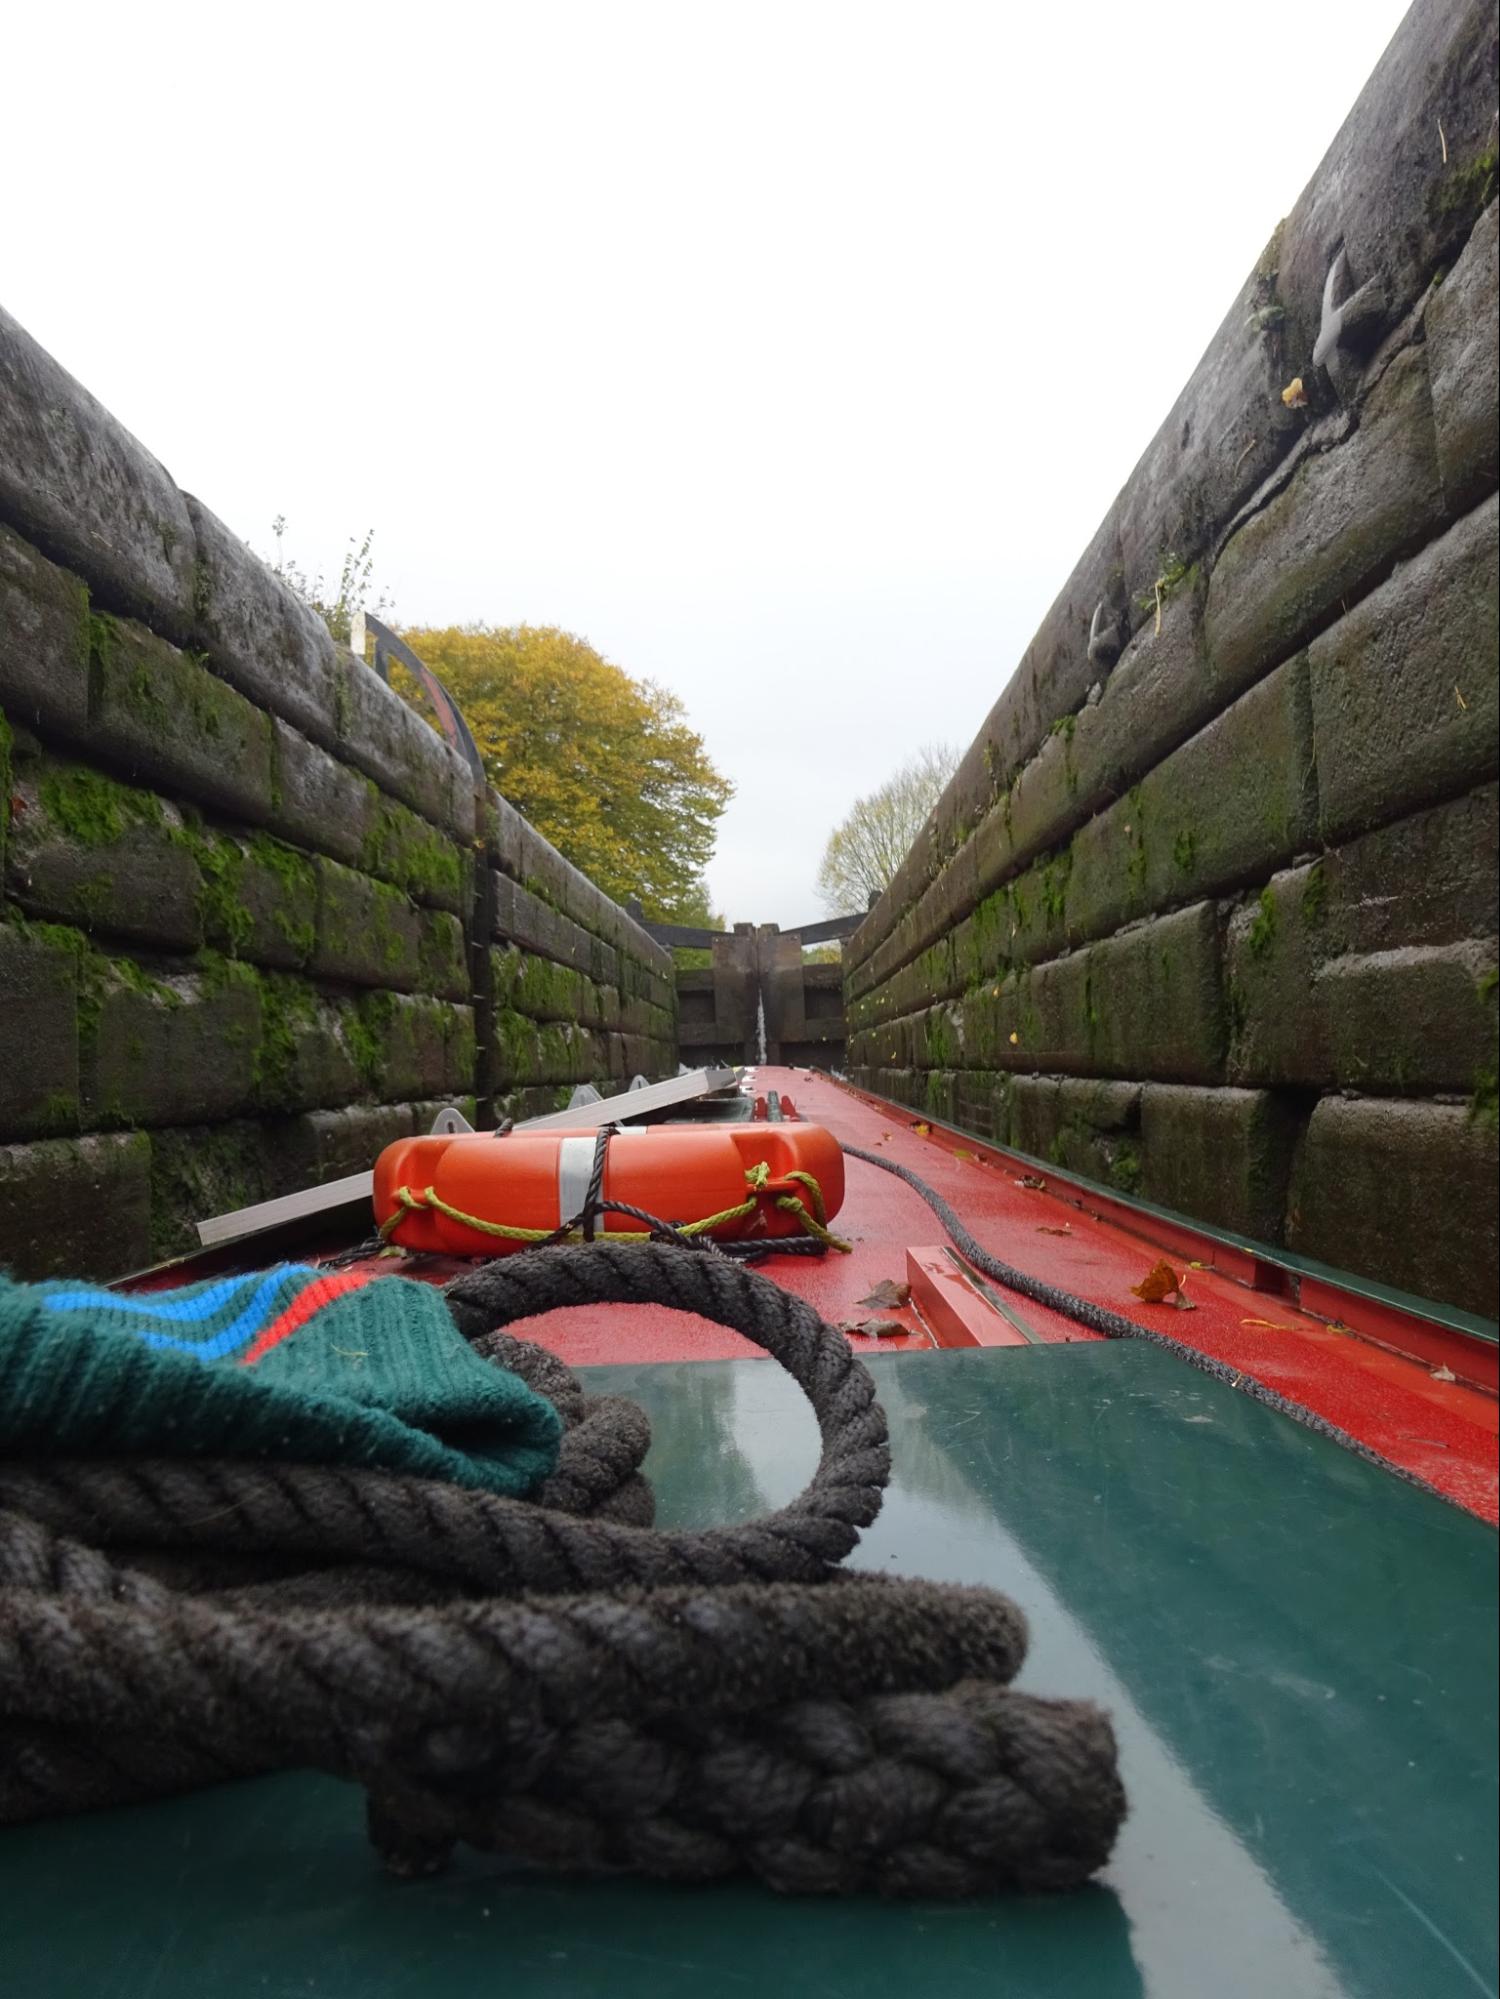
[372,1122,846,1257]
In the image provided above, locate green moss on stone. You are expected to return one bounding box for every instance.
[1429,142,1498,230]
[1300,863,1329,925]
[1246,888,1278,959]
[39,762,163,848]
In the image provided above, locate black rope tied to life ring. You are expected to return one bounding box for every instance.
[535,1122,835,1262]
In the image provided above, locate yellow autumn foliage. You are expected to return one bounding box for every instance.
[398,624,732,922]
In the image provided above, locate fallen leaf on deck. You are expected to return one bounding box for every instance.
[1240,1317,1297,1331]
[1169,1294,1199,1311]
[1281,376,1308,408]
[953,1148,978,1162]
[856,1278,911,1309]
[1131,1260,1182,1303]
[913,1123,930,1136]
[1015,1174,1048,1191]
[1187,1260,1205,1270]
[1037,1224,1073,1236]
[1431,1364,1457,1382]
[839,1318,906,1339]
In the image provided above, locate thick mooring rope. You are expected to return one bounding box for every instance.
[0,1241,1124,1897]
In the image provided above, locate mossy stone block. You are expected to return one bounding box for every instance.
[89,612,274,826]
[1140,1084,1300,1243]
[1309,492,1498,844]
[0,305,198,640]
[356,793,464,914]
[184,496,342,750]
[0,522,91,742]
[1205,344,1445,691]
[80,957,261,1128]
[1089,903,1226,1084]
[1288,1097,1498,1318]
[1425,199,1499,513]
[0,921,81,1139]
[417,910,468,1002]
[147,1120,287,1260]
[5,759,201,953]
[337,651,469,835]
[267,718,371,868]
[313,857,423,991]
[1322,941,1498,1094]
[0,1131,151,1281]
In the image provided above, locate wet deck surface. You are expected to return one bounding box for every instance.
[4,1341,1494,1999]
[483,1066,1498,1519]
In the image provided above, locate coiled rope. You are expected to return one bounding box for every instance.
[0,1240,1124,1897]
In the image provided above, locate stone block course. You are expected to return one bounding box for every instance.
[336,650,470,835]
[1013,1078,1143,1189]
[5,759,202,953]
[1204,343,1446,693]
[1090,903,1226,1084]
[358,793,465,913]
[312,858,424,991]
[79,956,261,1129]
[0,522,91,742]
[267,719,371,868]
[0,921,81,1138]
[0,306,198,641]
[1416,181,1498,513]
[199,831,318,971]
[1066,657,1316,946]
[1139,1084,1300,1242]
[1288,1096,1498,1319]
[0,1132,151,1279]
[1321,941,1497,1095]
[183,497,342,751]
[1309,491,1498,842]
[88,611,275,828]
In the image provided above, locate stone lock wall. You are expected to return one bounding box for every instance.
[0,308,675,1281]
[844,0,1499,1318]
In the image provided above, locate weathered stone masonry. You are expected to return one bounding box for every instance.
[844,0,1498,1317]
[0,310,675,1280]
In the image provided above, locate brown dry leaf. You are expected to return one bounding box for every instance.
[856,1278,911,1310]
[1131,1259,1182,1303]
[1240,1317,1297,1332]
[1282,376,1308,408]
[839,1318,906,1339]
[1015,1174,1048,1191]
[1037,1224,1074,1236]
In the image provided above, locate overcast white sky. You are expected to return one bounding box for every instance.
[8,1,1411,926]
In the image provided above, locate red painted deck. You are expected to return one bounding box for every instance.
[130,1065,1498,1522]
[416,1066,1495,1522]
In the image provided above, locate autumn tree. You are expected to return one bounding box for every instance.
[815,743,959,915]
[398,624,732,923]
